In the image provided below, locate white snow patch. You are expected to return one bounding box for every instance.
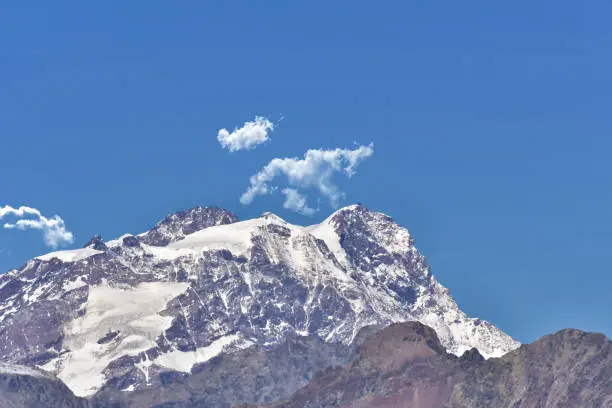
[62,277,88,292]
[0,278,11,291]
[307,221,349,266]
[290,233,351,283]
[41,281,189,397]
[154,334,244,373]
[167,218,272,257]
[23,282,54,303]
[135,351,153,384]
[36,247,103,263]
[144,244,197,261]
[105,234,133,248]
[0,362,49,378]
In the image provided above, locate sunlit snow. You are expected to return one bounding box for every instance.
[41,281,189,397]
[36,247,102,263]
[154,333,247,373]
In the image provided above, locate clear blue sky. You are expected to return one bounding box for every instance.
[1,1,611,344]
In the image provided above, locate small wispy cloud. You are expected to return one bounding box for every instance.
[240,144,374,215]
[0,205,74,248]
[281,188,316,216]
[217,116,275,152]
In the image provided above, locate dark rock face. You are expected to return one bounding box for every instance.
[256,322,459,408]
[249,323,612,408]
[453,329,612,408]
[0,363,87,408]
[97,330,120,345]
[91,335,350,408]
[139,206,238,246]
[84,235,108,251]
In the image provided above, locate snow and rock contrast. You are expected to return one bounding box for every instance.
[0,204,519,398]
[246,323,612,408]
[0,361,87,408]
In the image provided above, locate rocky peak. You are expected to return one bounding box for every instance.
[139,206,239,246]
[327,204,413,251]
[259,212,287,224]
[459,347,485,364]
[325,203,368,224]
[352,321,447,372]
[321,205,417,281]
[523,328,611,361]
[83,235,108,251]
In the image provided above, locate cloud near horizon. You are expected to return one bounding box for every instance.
[217,116,275,152]
[0,205,74,248]
[240,144,374,215]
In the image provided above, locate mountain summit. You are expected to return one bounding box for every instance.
[0,204,518,398]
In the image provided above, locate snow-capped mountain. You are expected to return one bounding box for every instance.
[0,204,519,398]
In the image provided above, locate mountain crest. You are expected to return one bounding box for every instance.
[139,206,239,246]
[83,234,108,251]
[0,204,519,398]
[258,212,286,224]
[351,321,447,372]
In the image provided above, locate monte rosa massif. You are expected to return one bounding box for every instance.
[0,205,609,408]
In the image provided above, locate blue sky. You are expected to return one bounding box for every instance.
[1,1,611,343]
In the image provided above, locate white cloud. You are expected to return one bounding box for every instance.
[281,188,316,216]
[0,205,41,219]
[217,116,275,152]
[240,144,374,214]
[0,205,74,248]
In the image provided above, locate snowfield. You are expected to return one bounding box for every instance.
[42,281,190,397]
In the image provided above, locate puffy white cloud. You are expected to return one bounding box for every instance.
[240,144,374,214]
[0,205,41,219]
[0,205,74,248]
[281,188,316,216]
[217,116,275,152]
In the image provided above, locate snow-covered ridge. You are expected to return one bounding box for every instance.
[29,206,390,267]
[36,247,103,263]
[0,204,520,398]
[31,209,344,265]
[29,217,319,267]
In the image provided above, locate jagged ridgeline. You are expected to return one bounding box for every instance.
[0,205,518,403]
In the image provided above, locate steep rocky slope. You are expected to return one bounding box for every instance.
[0,362,87,408]
[250,322,611,408]
[91,335,350,408]
[0,204,518,400]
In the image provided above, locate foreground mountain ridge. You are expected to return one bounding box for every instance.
[244,322,612,408]
[0,204,518,399]
[2,323,610,408]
